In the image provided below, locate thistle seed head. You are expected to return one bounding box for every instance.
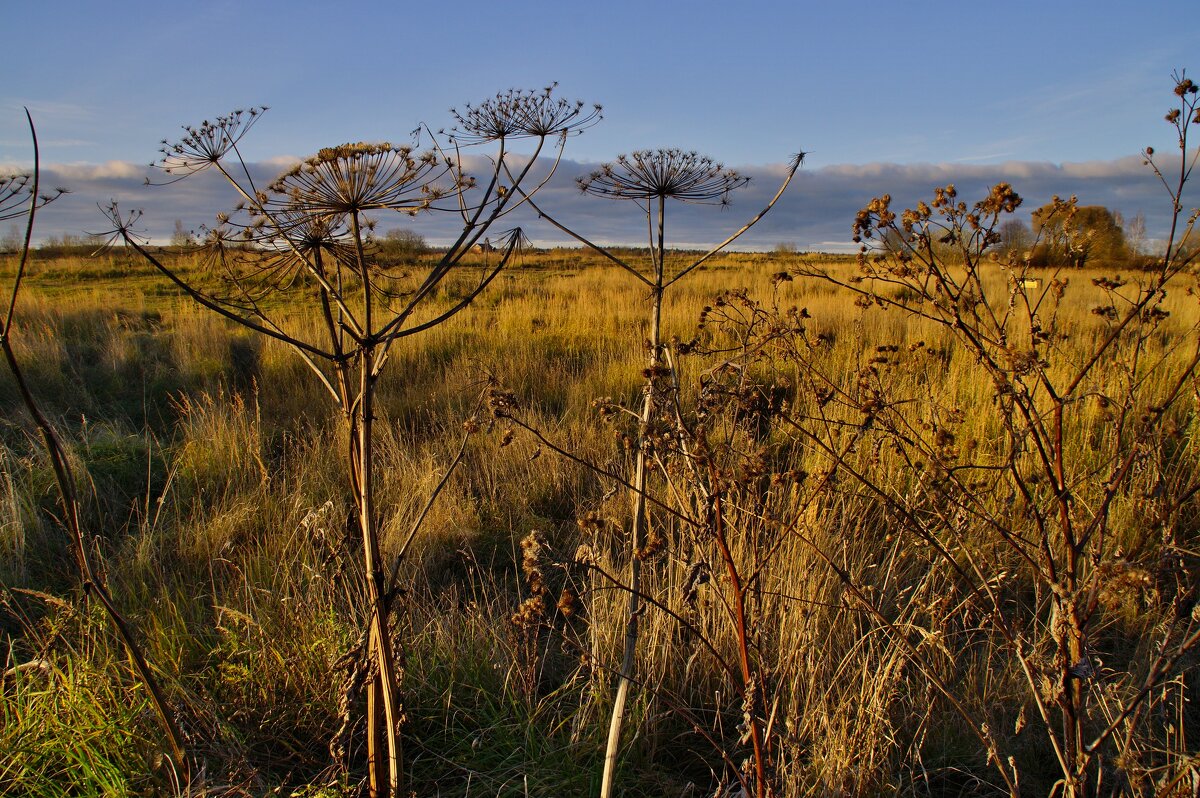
[556,587,579,618]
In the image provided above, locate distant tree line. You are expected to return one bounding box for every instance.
[0,207,1176,269]
[0,229,106,257]
[997,202,1158,268]
[0,222,434,260]
[374,227,428,262]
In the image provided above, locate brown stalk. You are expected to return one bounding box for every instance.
[1,111,189,784]
[708,471,769,798]
[123,90,594,797]
[508,150,800,797]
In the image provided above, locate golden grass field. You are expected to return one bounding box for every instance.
[2,242,1198,797]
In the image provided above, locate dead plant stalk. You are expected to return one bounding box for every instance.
[111,88,599,798]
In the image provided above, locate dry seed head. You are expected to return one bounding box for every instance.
[488,387,520,418]
[519,531,549,597]
[155,107,267,178]
[450,84,601,143]
[636,528,666,562]
[510,595,545,629]
[556,587,579,618]
[98,202,148,247]
[252,208,352,261]
[578,148,749,204]
[269,143,455,216]
[977,182,1022,216]
[1097,560,1154,612]
[0,173,67,221]
[591,397,618,420]
[576,513,607,532]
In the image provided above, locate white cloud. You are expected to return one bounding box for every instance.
[260,155,303,169]
[51,161,149,180]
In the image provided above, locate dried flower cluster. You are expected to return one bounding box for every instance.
[578,148,749,205]
[519,530,548,598]
[268,143,454,217]
[449,84,601,143]
[0,172,66,221]
[155,107,267,179]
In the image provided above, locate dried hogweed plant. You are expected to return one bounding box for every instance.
[786,72,1200,797]
[507,147,802,798]
[107,86,598,798]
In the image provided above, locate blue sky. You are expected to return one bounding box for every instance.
[2,0,1197,249]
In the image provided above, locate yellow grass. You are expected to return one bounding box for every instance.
[2,247,1198,796]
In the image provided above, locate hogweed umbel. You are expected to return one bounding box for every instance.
[0,172,66,222]
[116,87,597,798]
[578,148,749,205]
[449,83,601,143]
[514,143,802,798]
[267,143,455,217]
[153,106,267,181]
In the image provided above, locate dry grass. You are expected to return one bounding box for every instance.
[1,246,1197,796]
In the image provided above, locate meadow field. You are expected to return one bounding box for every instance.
[2,232,1198,796]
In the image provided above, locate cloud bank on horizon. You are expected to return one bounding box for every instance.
[6,149,1197,254]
